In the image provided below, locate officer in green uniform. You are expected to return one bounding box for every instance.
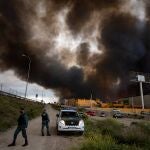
[41,109,51,136]
[8,108,28,147]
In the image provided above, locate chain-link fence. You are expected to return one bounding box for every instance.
[0,83,26,100]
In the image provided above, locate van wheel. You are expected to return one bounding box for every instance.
[79,131,84,135]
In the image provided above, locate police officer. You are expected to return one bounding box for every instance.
[41,109,51,136]
[8,108,28,147]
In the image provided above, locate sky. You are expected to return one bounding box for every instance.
[0,70,58,103]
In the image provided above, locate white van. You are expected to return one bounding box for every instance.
[56,109,84,135]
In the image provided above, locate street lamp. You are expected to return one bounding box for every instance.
[22,54,31,99]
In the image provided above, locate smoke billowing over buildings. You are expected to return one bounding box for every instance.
[0,0,150,100]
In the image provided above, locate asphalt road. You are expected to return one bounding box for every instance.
[0,105,82,150]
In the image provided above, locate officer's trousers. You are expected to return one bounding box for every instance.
[13,126,28,143]
[41,121,50,135]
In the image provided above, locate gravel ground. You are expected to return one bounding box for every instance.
[0,105,83,150]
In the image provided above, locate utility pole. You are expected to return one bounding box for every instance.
[42,91,43,101]
[42,90,45,101]
[0,84,2,95]
[137,75,145,110]
[139,81,144,109]
[0,84,2,91]
[22,54,31,99]
[90,93,93,109]
[131,96,134,112]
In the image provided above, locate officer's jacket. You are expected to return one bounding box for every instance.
[41,112,50,122]
[17,113,28,128]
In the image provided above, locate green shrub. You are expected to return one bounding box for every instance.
[134,121,150,135]
[116,122,150,148]
[74,118,149,150]
[95,118,124,137]
[73,134,141,150]
[73,134,116,150]
[84,119,99,137]
[84,118,124,137]
[120,126,148,146]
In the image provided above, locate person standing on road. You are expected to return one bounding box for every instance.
[8,108,28,147]
[41,109,51,136]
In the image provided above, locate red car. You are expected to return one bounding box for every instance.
[86,111,96,116]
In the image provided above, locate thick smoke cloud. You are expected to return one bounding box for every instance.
[65,0,121,33]
[0,0,150,100]
[97,13,149,98]
[77,43,90,66]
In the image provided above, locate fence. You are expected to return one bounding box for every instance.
[0,84,35,102]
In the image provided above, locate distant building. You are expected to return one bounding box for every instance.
[65,98,99,107]
[115,95,150,108]
[64,95,150,109]
[128,95,150,108]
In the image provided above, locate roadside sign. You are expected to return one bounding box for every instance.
[36,94,38,98]
[137,75,145,82]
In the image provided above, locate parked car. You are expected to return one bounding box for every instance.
[141,111,150,115]
[113,112,123,118]
[56,109,84,135]
[86,110,96,116]
[112,109,121,114]
[100,111,106,117]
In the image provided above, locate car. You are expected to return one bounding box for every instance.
[141,111,150,115]
[113,112,123,118]
[56,109,84,135]
[86,110,96,116]
[100,111,106,117]
[112,109,123,118]
[112,109,121,114]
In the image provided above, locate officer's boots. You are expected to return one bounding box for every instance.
[8,139,16,147]
[8,142,16,147]
[22,139,28,147]
[47,130,51,136]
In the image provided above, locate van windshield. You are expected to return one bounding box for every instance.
[61,111,79,118]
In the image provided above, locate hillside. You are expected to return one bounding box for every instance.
[0,95,44,132]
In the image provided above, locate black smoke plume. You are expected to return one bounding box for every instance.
[0,0,150,100]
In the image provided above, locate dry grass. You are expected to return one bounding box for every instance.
[0,95,44,131]
[73,118,150,150]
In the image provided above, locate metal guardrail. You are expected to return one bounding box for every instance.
[0,90,35,102]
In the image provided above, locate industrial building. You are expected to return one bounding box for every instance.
[65,98,99,108]
[64,95,150,109]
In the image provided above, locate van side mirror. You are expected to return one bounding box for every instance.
[56,114,59,117]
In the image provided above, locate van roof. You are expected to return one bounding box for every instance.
[60,109,77,112]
